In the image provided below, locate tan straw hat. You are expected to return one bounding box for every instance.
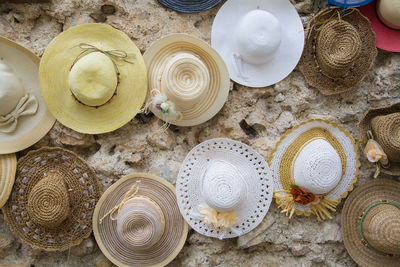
[0,36,55,154]
[39,23,147,134]
[298,7,377,95]
[2,147,102,251]
[143,34,230,127]
[341,178,400,267]
[0,153,16,208]
[93,173,188,267]
[358,102,400,176]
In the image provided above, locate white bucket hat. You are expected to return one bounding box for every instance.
[211,0,304,88]
[176,138,273,239]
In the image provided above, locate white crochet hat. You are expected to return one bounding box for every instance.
[176,138,273,239]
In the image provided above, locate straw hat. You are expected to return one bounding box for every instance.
[360,0,400,52]
[2,147,102,251]
[327,0,373,7]
[93,173,188,267]
[176,138,273,239]
[269,119,360,221]
[358,102,400,176]
[298,7,377,95]
[143,34,230,127]
[39,23,147,134]
[211,0,304,88]
[0,36,55,154]
[0,154,16,208]
[341,178,400,267]
[158,0,221,13]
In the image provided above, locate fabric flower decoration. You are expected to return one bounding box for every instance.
[200,205,238,229]
[290,185,321,206]
[363,139,388,165]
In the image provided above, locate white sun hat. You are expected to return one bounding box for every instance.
[176,138,273,239]
[211,0,304,88]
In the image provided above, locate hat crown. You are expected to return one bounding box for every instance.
[316,20,361,78]
[68,51,118,107]
[362,203,400,255]
[201,160,247,212]
[234,9,281,65]
[371,113,400,162]
[116,197,165,251]
[0,61,26,116]
[293,138,342,195]
[27,170,70,229]
[377,0,400,29]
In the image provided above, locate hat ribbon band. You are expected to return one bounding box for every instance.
[99,180,141,224]
[232,54,248,81]
[358,201,400,256]
[0,93,38,133]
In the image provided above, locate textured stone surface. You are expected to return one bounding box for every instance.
[1,0,400,266]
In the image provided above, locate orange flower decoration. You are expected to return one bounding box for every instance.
[290,185,317,205]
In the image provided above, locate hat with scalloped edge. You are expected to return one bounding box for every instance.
[0,36,55,154]
[93,173,188,267]
[0,153,16,208]
[157,0,221,13]
[341,178,400,267]
[327,0,373,8]
[2,146,103,251]
[176,138,273,239]
[39,23,147,134]
[269,119,360,221]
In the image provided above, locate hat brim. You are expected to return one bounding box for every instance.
[341,178,400,267]
[144,34,230,126]
[328,0,374,7]
[0,153,16,208]
[158,0,221,13]
[298,7,377,95]
[39,24,147,134]
[93,173,188,267]
[358,102,400,176]
[211,0,304,88]
[0,37,55,154]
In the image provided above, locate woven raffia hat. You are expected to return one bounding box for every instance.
[269,119,360,221]
[298,7,377,95]
[341,178,400,267]
[0,154,16,208]
[143,34,230,127]
[39,23,147,134]
[358,102,400,176]
[176,138,273,239]
[211,0,304,88]
[93,173,188,267]
[2,147,102,251]
[158,0,221,13]
[0,37,55,154]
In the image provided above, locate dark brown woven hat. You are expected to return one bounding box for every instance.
[2,147,103,251]
[358,102,400,176]
[299,7,377,95]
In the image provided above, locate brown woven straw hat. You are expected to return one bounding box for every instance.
[341,178,400,267]
[2,147,102,251]
[299,7,377,95]
[358,102,400,176]
[93,173,188,267]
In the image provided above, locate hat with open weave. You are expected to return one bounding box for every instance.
[39,23,147,134]
[157,0,221,13]
[358,102,400,176]
[93,173,188,267]
[0,153,16,208]
[341,178,400,267]
[269,119,360,221]
[298,7,377,95]
[176,138,273,239]
[2,147,102,251]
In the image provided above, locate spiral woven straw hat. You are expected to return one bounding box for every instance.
[341,178,400,267]
[176,138,273,239]
[2,147,102,251]
[0,36,55,154]
[93,173,188,267]
[298,7,377,95]
[211,0,304,88]
[0,153,16,208]
[269,119,360,221]
[158,0,221,13]
[39,23,147,134]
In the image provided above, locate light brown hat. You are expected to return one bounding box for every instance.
[341,178,400,267]
[358,102,400,176]
[299,7,377,95]
[2,147,102,251]
[0,153,16,208]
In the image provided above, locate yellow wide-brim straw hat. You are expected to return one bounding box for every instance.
[0,153,16,208]
[39,23,147,134]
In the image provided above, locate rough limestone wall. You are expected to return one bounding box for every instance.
[0,0,399,266]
